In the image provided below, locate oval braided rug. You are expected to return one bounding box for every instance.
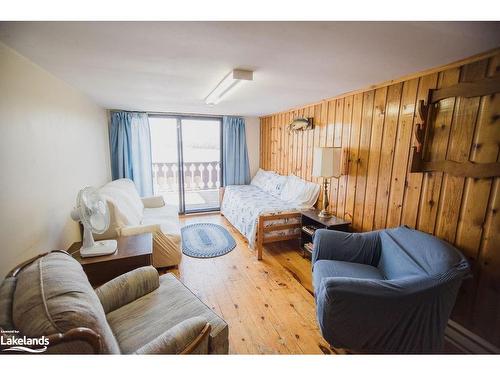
[181,223,236,258]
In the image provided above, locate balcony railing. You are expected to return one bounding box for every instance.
[152,161,221,193]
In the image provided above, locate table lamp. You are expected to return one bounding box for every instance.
[312,147,342,218]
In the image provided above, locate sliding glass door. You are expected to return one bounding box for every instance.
[180,118,221,212]
[149,115,222,214]
[149,117,181,211]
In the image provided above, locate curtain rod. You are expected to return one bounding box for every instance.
[108,109,233,118]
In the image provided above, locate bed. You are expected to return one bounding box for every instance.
[220,170,320,259]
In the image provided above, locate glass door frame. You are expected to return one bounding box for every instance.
[148,113,223,215]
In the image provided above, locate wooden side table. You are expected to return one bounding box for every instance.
[69,233,153,287]
[300,209,351,257]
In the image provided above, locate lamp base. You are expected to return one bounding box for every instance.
[318,209,332,218]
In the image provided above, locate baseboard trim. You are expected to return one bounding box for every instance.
[445,320,500,354]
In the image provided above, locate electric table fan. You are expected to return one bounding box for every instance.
[71,186,117,258]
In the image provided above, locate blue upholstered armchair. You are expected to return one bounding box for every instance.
[312,226,470,353]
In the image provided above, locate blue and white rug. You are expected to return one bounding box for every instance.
[181,223,236,258]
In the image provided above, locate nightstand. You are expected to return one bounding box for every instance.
[300,209,351,257]
[69,233,153,287]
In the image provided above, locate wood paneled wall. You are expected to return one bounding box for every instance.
[259,49,500,347]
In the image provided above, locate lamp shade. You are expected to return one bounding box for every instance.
[312,147,342,178]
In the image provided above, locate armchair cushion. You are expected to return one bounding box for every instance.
[134,316,209,354]
[119,223,161,237]
[95,266,160,314]
[141,195,165,209]
[313,260,383,294]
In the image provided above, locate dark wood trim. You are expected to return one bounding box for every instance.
[180,323,211,354]
[46,327,102,354]
[300,209,351,227]
[444,320,500,354]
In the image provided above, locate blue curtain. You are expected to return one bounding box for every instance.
[109,111,153,196]
[222,116,251,186]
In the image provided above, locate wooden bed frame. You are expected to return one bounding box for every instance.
[219,187,302,260]
[256,212,302,260]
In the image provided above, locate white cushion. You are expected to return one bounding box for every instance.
[280,175,320,209]
[99,179,144,227]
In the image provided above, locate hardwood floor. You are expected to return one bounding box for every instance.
[166,213,332,354]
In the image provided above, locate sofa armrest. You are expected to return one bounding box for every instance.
[142,195,165,209]
[118,224,161,237]
[134,317,211,354]
[312,229,381,266]
[95,266,160,313]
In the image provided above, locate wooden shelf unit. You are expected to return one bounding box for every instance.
[300,209,350,258]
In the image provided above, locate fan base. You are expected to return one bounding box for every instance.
[80,239,118,258]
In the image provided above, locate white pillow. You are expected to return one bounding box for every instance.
[280,175,320,208]
[250,169,269,190]
[99,179,144,226]
[251,169,288,197]
[264,173,288,197]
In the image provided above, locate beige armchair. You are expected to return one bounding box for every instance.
[0,251,228,354]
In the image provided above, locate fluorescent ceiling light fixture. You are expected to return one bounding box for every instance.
[205,69,253,105]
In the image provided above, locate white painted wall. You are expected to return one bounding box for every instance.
[244,116,260,178]
[0,42,111,278]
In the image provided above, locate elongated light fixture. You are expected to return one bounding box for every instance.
[205,69,253,105]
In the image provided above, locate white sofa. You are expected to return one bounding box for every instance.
[94,179,182,268]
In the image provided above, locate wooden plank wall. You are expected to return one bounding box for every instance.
[259,50,500,347]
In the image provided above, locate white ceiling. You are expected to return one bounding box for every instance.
[1,22,499,116]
